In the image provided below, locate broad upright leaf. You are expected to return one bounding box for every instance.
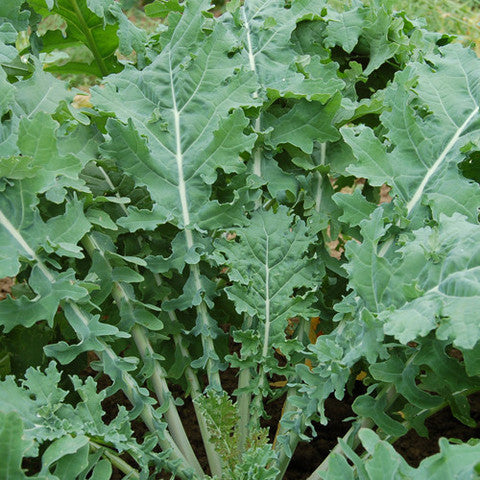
[324,0,366,54]
[12,68,72,117]
[0,268,89,331]
[0,1,31,77]
[225,0,343,100]
[0,411,44,480]
[265,97,341,154]
[416,437,480,479]
[95,0,258,235]
[216,206,321,370]
[0,186,48,277]
[342,45,480,226]
[0,1,30,31]
[144,0,183,18]
[381,215,480,349]
[0,363,157,478]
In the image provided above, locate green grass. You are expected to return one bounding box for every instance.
[394,0,480,52]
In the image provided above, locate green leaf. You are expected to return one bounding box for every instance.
[265,96,341,154]
[416,438,480,479]
[323,454,355,480]
[369,356,442,411]
[232,445,279,480]
[28,0,141,76]
[352,394,407,437]
[359,429,414,479]
[0,155,38,179]
[198,391,275,479]
[88,460,112,480]
[45,303,128,364]
[216,206,321,378]
[345,212,480,350]
[145,0,184,18]
[0,186,48,277]
[45,200,91,258]
[0,1,30,31]
[95,4,259,231]
[327,429,480,480]
[325,1,366,54]
[0,268,89,331]
[0,69,15,116]
[17,113,86,195]
[343,209,391,312]
[361,6,402,75]
[342,45,480,225]
[227,0,343,100]
[333,188,377,227]
[382,214,480,349]
[41,435,89,474]
[12,68,72,118]
[86,208,118,230]
[0,411,44,480]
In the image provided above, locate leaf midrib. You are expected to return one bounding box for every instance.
[67,0,109,76]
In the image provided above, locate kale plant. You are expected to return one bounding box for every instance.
[1,0,480,478]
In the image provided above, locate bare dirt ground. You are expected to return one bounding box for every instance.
[0,277,13,300]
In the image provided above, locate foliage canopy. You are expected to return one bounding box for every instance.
[0,0,480,478]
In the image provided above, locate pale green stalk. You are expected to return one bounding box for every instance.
[235,314,253,456]
[273,146,327,474]
[273,388,302,478]
[69,301,192,477]
[82,234,204,476]
[98,167,221,476]
[172,329,224,477]
[130,323,204,477]
[0,206,193,477]
[273,319,307,478]
[168,63,223,393]
[154,272,223,477]
[315,143,327,212]
[89,440,140,479]
[250,364,267,427]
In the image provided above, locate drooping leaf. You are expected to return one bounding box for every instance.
[265,97,341,154]
[0,268,89,331]
[145,0,184,18]
[345,212,480,350]
[382,215,480,349]
[324,1,366,54]
[333,188,377,227]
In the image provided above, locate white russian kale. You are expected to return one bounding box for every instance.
[0,0,479,479]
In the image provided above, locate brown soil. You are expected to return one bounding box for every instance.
[107,369,480,479]
[0,277,14,300]
[394,392,480,467]
[154,378,480,479]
